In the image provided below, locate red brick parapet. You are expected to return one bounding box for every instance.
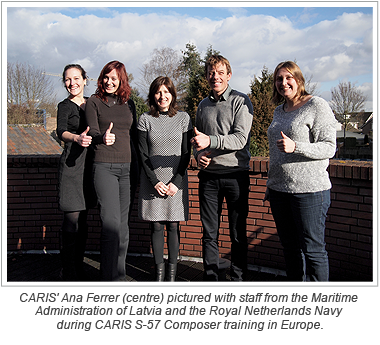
[7,156,373,281]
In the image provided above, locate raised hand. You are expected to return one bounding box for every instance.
[191,127,211,151]
[77,126,92,147]
[103,122,116,145]
[276,131,296,153]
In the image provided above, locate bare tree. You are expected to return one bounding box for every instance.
[7,62,57,124]
[305,73,320,96]
[137,47,186,101]
[330,81,367,143]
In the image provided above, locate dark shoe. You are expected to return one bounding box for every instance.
[155,262,165,282]
[166,263,177,282]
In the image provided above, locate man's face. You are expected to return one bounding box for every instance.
[206,62,231,99]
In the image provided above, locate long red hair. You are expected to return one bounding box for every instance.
[95,60,131,103]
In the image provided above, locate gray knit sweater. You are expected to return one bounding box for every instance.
[267,96,337,193]
[194,85,254,174]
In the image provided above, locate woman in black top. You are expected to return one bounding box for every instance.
[85,61,138,281]
[57,64,95,281]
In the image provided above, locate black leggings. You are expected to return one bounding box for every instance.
[62,210,88,259]
[62,210,88,234]
[151,222,179,265]
[61,210,88,280]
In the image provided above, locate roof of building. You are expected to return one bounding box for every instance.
[7,125,63,156]
[360,113,373,129]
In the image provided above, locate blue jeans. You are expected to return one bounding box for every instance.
[199,170,249,281]
[269,189,330,281]
[93,162,131,281]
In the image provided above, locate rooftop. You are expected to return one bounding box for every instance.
[7,253,287,283]
[7,125,63,156]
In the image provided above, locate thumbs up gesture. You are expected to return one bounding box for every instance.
[77,126,92,147]
[103,122,116,145]
[190,127,211,151]
[276,131,296,153]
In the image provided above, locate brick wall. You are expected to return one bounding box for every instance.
[7,156,373,281]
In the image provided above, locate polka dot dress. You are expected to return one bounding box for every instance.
[137,111,192,221]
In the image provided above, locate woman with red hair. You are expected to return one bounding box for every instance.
[85,61,138,281]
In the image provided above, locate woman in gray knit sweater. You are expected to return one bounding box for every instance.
[265,61,337,281]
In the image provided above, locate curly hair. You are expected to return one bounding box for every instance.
[95,60,131,103]
[148,76,178,117]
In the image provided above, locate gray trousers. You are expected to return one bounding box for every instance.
[93,162,131,281]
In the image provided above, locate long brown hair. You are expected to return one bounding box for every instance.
[272,61,309,105]
[148,76,178,117]
[95,60,131,103]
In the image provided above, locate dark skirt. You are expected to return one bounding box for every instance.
[58,142,96,212]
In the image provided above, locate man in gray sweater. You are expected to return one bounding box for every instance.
[191,55,254,281]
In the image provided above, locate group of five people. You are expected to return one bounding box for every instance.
[57,55,336,282]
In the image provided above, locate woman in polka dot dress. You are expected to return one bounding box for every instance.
[137,76,193,282]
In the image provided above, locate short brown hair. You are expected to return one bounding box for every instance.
[205,55,232,76]
[272,61,309,105]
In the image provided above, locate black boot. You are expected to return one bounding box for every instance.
[61,231,78,281]
[166,263,177,282]
[155,262,165,282]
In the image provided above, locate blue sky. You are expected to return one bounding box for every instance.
[5,3,375,110]
[50,5,373,28]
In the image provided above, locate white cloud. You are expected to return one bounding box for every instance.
[6,7,374,109]
[73,57,95,72]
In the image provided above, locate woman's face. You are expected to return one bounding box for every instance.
[275,67,299,101]
[154,84,172,112]
[103,69,120,94]
[64,68,86,98]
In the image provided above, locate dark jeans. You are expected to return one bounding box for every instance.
[199,170,249,281]
[269,188,331,281]
[93,162,131,281]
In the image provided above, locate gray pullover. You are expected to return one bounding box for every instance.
[194,85,254,174]
[267,96,337,193]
